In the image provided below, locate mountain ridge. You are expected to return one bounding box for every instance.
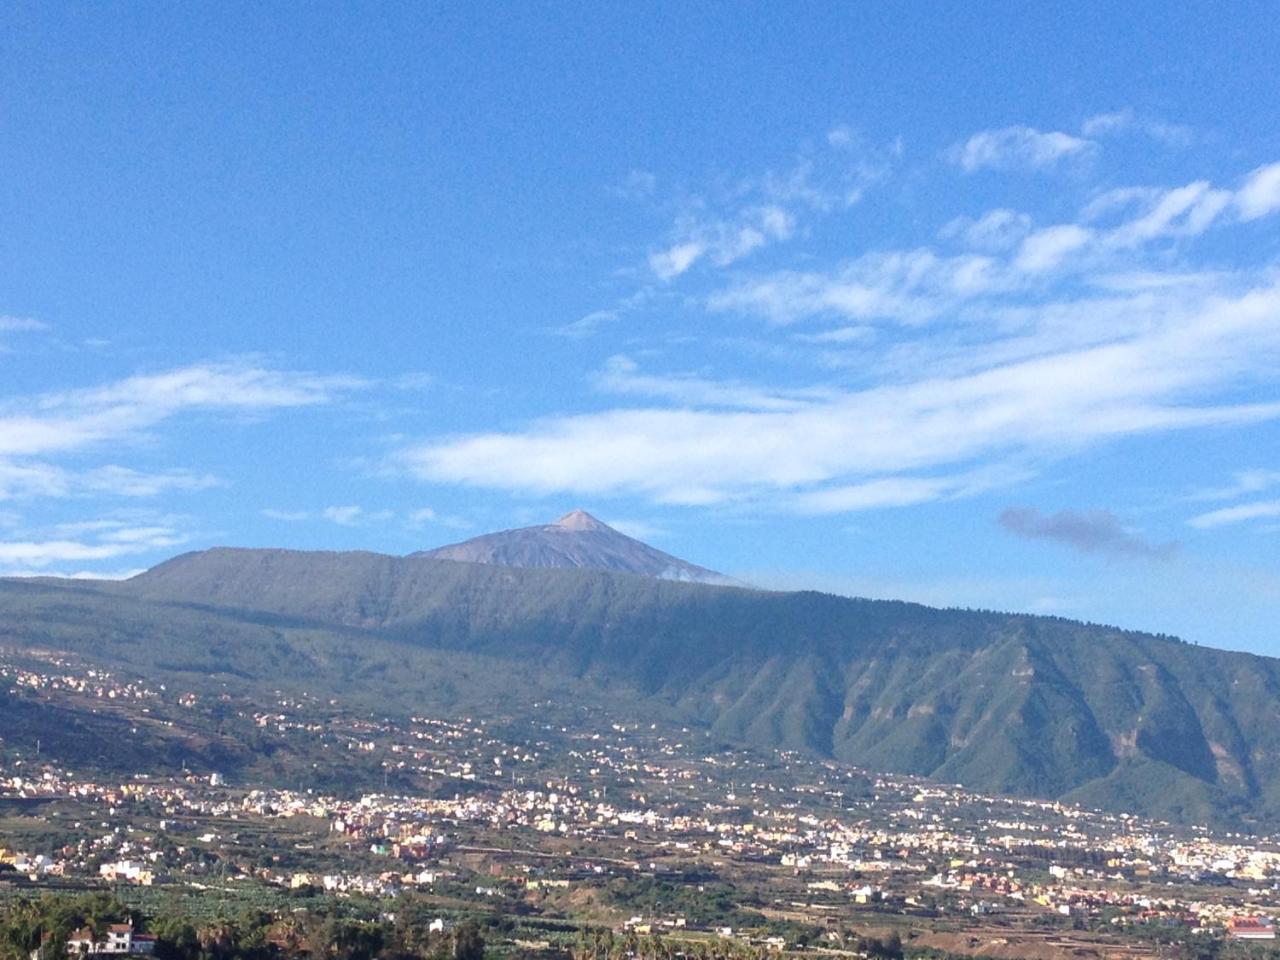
[4,528,1280,828]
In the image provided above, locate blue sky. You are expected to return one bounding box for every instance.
[2,3,1279,653]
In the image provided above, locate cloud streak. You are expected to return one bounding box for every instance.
[0,519,187,570]
[0,315,47,332]
[1189,499,1280,529]
[649,206,794,280]
[1237,162,1280,221]
[950,125,1096,172]
[1081,109,1193,146]
[405,137,1280,523]
[0,462,218,500]
[641,134,897,283]
[999,507,1178,560]
[0,360,362,458]
[403,275,1280,509]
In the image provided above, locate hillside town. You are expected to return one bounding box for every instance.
[3,651,1280,959]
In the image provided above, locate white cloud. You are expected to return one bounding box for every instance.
[392,372,435,391]
[0,315,46,332]
[262,508,311,522]
[400,152,1280,522]
[792,471,1011,514]
[613,168,657,198]
[1014,224,1093,272]
[951,125,1096,172]
[827,125,855,148]
[794,325,876,345]
[940,209,1033,251]
[403,278,1280,510]
[0,460,65,499]
[1190,499,1280,529]
[709,249,1002,325]
[592,354,828,412]
[1087,167,1280,236]
[1236,162,1280,221]
[0,521,186,569]
[557,308,620,338]
[1104,181,1232,246]
[648,205,795,281]
[407,508,474,532]
[0,460,217,500]
[640,132,897,284]
[1189,469,1280,502]
[1080,186,1162,223]
[0,360,361,458]
[648,241,706,280]
[321,505,392,526]
[1079,109,1134,137]
[322,505,364,525]
[82,466,219,497]
[1081,109,1193,145]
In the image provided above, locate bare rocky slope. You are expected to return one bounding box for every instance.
[411,510,733,584]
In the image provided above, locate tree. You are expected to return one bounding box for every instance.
[450,922,483,960]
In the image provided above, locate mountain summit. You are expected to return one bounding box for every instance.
[412,510,731,584]
[552,508,611,532]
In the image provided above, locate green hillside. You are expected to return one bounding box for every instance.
[4,547,1280,827]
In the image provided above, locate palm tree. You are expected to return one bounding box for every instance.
[196,917,238,959]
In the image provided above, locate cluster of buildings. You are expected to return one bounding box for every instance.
[3,651,1280,953]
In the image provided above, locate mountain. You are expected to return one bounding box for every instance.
[411,510,732,584]
[4,538,1280,828]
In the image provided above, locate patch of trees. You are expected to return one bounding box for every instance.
[0,893,485,960]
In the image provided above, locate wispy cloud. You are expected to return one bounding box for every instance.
[569,129,901,340]
[322,505,364,526]
[709,248,1001,325]
[401,145,1280,522]
[80,465,219,497]
[713,161,1280,331]
[263,505,397,526]
[795,467,1029,514]
[612,168,657,199]
[322,505,392,526]
[0,358,361,576]
[649,206,794,280]
[592,354,830,412]
[0,360,363,458]
[0,315,47,332]
[261,508,311,522]
[0,517,187,570]
[1189,499,1280,529]
[1014,224,1093,272]
[1236,162,1280,221]
[553,287,659,339]
[1189,468,1280,502]
[1081,109,1193,146]
[950,125,1096,172]
[1091,181,1232,246]
[642,134,896,283]
[0,461,218,500]
[403,254,1280,510]
[940,209,1033,251]
[999,507,1178,560]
